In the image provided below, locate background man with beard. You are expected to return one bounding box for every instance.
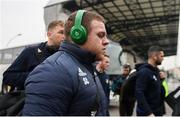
[135,46,164,116]
[2,20,64,91]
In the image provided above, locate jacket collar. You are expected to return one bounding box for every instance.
[38,42,58,55]
[59,41,96,64]
[138,63,160,72]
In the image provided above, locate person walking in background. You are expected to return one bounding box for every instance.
[22,10,109,116]
[96,54,110,116]
[116,64,131,115]
[119,63,143,116]
[111,63,131,115]
[111,64,131,96]
[2,20,64,92]
[135,46,164,116]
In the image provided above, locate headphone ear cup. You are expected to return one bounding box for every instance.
[70,25,87,45]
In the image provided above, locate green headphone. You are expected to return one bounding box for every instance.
[70,10,87,45]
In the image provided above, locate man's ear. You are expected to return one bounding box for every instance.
[153,54,157,60]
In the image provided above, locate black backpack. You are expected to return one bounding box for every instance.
[119,69,137,116]
[0,91,25,116]
[0,46,45,116]
[165,86,180,116]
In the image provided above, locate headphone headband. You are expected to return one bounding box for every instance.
[70,10,87,45]
[74,10,85,27]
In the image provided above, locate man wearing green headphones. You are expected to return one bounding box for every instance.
[22,10,109,116]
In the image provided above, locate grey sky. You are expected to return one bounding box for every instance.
[0,0,48,48]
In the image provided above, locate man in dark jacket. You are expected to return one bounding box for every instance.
[135,46,164,116]
[22,10,109,116]
[111,64,131,95]
[96,54,110,115]
[117,64,131,115]
[2,20,64,91]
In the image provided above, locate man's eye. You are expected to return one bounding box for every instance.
[58,30,64,34]
[98,33,105,38]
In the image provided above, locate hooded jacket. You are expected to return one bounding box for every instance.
[135,63,163,116]
[22,41,107,116]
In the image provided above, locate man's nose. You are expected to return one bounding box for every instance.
[103,37,110,45]
[61,35,65,40]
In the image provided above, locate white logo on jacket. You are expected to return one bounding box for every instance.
[78,68,87,76]
[83,77,90,85]
[37,48,42,53]
[78,67,89,85]
[153,75,157,81]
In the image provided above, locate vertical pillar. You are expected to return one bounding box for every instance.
[0,1,2,48]
[176,15,180,67]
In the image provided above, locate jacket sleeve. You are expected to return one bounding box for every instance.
[3,47,36,89]
[22,62,76,116]
[135,70,152,115]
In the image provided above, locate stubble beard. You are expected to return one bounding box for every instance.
[155,60,162,66]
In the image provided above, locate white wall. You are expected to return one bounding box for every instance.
[0,64,10,91]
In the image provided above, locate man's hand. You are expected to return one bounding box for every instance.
[96,61,103,73]
[159,71,166,80]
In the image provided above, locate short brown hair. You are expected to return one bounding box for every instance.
[148,46,163,58]
[64,10,105,41]
[48,20,64,31]
[123,63,131,71]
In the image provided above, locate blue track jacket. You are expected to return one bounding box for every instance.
[22,41,107,116]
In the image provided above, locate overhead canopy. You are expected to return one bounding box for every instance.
[62,0,180,59]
